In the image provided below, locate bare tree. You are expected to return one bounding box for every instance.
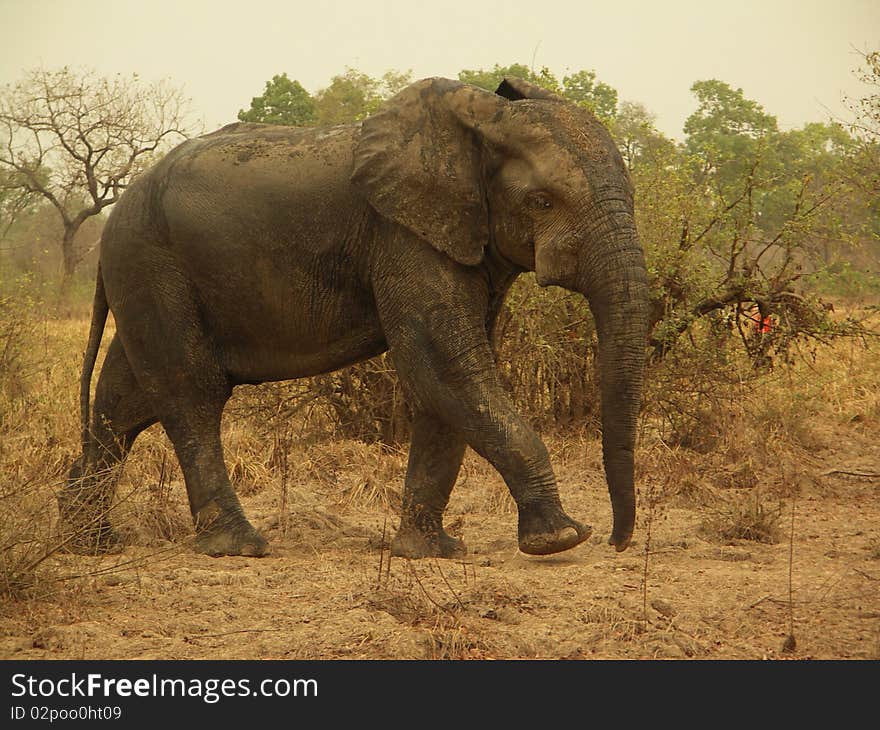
[0,169,37,241]
[844,49,880,198]
[0,67,195,286]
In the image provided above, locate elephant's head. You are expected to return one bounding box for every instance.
[352,77,649,551]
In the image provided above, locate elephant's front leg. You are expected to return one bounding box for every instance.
[379,283,592,557]
[460,390,593,556]
[392,412,467,559]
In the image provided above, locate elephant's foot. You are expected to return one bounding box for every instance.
[391,523,466,559]
[195,522,269,557]
[58,521,124,555]
[193,504,269,557]
[58,475,124,554]
[517,504,592,556]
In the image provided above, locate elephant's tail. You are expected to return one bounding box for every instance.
[80,263,109,450]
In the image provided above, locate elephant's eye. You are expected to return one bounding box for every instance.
[526,192,553,212]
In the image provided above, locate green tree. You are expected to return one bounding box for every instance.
[683,80,870,269]
[379,69,414,98]
[640,80,864,366]
[458,63,544,92]
[611,101,675,171]
[842,49,880,275]
[561,70,618,120]
[314,68,412,125]
[843,49,879,208]
[846,49,880,145]
[314,69,374,125]
[238,73,316,126]
[458,64,618,119]
[685,80,778,144]
[760,122,855,244]
[684,80,779,196]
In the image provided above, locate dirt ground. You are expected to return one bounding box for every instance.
[0,314,878,661]
[1,429,877,661]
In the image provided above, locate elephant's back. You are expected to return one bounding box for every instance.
[98,118,372,307]
[170,121,362,174]
[96,121,367,275]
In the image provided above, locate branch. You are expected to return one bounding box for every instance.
[649,285,748,361]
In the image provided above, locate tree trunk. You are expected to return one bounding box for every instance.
[60,226,79,297]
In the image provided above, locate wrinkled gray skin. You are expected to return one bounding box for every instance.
[61,77,649,560]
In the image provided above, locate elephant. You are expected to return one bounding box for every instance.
[59,75,650,560]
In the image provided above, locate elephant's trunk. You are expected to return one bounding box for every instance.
[578,218,649,551]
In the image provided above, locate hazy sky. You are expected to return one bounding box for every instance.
[0,0,877,139]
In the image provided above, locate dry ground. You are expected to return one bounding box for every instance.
[0,317,878,660]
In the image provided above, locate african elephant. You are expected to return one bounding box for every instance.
[60,76,649,560]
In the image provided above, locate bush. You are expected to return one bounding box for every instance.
[0,277,40,410]
[701,489,784,544]
[0,279,58,598]
[495,276,600,433]
[643,317,745,452]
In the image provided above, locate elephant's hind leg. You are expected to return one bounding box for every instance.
[391,412,467,559]
[162,393,270,558]
[60,335,157,554]
[111,284,268,558]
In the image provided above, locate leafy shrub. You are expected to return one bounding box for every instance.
[495,276,600,433]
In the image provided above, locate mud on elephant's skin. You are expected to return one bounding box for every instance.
[60,76,650,560]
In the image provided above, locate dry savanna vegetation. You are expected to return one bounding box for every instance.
[0,293,877,661]
[1,56,879,660]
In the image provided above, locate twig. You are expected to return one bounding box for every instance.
[49,542,186,583]
[405,560,455,616]
[641,479,657,629]
[786,495,796,647]
[376,518,387,590]
[434,559,466,611]
[188,628,284,640]
[821,469,880,479]
[385,534,392,586]
[853,569,879,582]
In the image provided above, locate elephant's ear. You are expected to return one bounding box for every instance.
[495,77,564,102]
[351,77,508,266]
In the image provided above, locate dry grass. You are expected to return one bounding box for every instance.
[0,302,877,659]
[700,489,785,544]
